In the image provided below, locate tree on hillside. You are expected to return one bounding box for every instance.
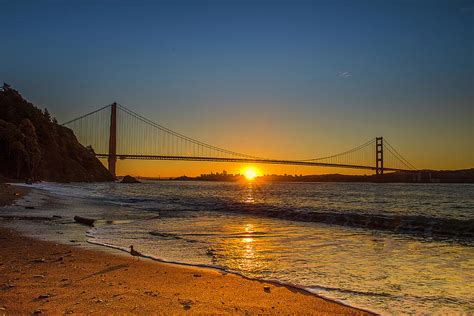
[43,108,52,123]
[19,119,42,180]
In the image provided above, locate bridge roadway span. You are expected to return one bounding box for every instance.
[94,154,410,172]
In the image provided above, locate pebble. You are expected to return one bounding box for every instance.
[179,299,193,311]
[33,309,42,314]
[144,290,159,297]
[38,294,50,299]
[263,286,271,293]
[193,274,202,277]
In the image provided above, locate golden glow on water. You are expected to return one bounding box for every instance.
[243,183,256,204]
[244,223,254,233]
[215,221,270,272]
[242,226,255,260]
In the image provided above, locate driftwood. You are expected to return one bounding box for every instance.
[73,216,95,227]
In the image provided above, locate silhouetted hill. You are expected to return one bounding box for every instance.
[0,84,113,182]
[261,169,474,183]
[168,169,474,183]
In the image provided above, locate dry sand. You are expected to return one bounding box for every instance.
[0,184,373,315]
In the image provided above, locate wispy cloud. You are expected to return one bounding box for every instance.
[337,71,352,79]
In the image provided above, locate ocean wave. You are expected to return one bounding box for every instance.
[32,182,473,243]
[237,207,474,242]
[152,202,474,242]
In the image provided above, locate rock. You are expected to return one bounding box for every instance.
[31,258,46,263]
[74,216,95,227]
[33,309,42,314]
[120,175,141,183]
[263,286,271,293]
[38,294,49,299]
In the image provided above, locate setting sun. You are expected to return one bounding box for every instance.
[242,166,260,181]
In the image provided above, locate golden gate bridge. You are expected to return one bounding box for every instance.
[63,103,417,177]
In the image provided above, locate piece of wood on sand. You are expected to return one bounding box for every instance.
[73,216,95,227]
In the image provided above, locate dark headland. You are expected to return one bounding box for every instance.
[0,84,113,183]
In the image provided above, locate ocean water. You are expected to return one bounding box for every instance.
[7,181,474,314]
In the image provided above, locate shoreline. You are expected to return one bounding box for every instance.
[0,227,373,315]
[85,238,375,314]
[0,185,373,315]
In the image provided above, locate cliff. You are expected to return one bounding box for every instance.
[0,84,113,182]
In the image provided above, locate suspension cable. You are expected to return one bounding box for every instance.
[117,103,264,159]
[61,104,111,126]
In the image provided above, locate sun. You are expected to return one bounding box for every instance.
[242,166,260,181]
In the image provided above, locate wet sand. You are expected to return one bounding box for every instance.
[0,183,29,207]
[0,185,373,315]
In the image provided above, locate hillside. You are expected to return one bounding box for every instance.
[0,84,113,182]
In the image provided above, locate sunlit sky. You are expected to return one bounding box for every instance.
[1,0,473,177]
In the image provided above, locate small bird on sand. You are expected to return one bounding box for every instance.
[130,245,142,260]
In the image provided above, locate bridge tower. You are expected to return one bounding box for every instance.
[376,137,384,175]
[108,102,117,178]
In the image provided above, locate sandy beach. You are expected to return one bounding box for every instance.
[0,184,372,315]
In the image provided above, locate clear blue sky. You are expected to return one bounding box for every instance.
[1,0,473,174]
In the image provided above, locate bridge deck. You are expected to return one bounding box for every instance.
[94,154,411,172]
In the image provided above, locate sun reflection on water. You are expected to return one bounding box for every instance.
[242,224,255,258]
[243,183,255,204]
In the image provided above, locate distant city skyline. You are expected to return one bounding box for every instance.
[1,0,473,176]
